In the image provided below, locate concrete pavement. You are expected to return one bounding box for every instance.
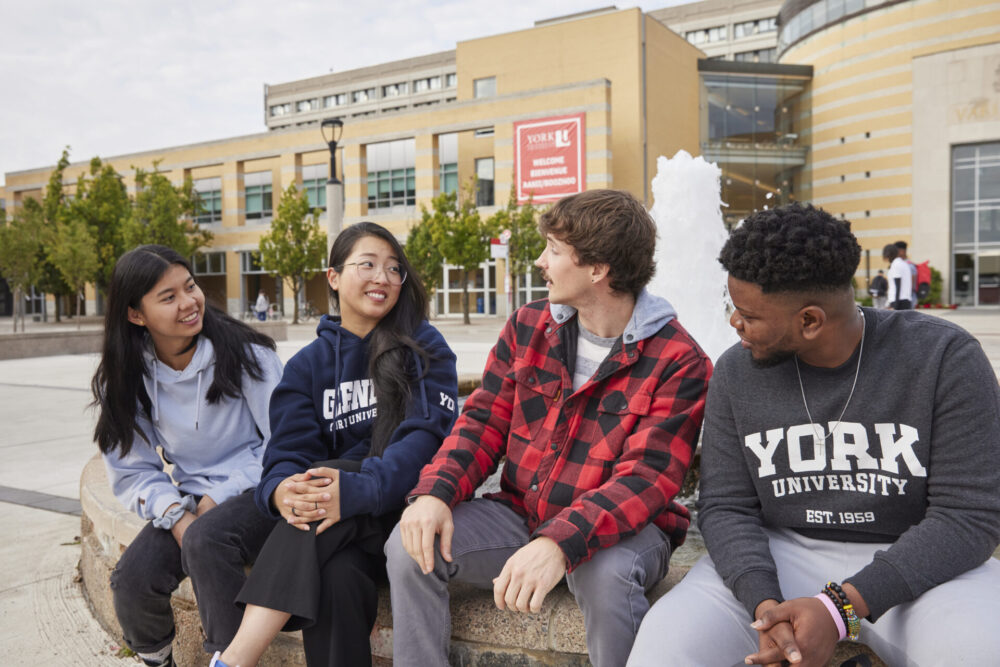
[0,308,997,665]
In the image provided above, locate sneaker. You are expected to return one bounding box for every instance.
[141,655,174,667]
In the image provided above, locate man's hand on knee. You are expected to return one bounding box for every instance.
[399,495,454,574]
[493,537,567,614]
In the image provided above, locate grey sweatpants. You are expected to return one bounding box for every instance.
[628,527,1000,667]
[385,497,672,667]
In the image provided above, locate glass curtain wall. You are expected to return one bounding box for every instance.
[952,142,1000,306]
[700,62,811,228]
[366,138,416,211]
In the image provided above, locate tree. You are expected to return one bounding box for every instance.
[0,204,43,332]
[487,185,545,309]
[72,157,130,295]
[34,148,74,321]
[123,162,212,257]
[419,179,496,324]
[257,182,327,324]
[48,215,100,329]
[405,213,444,299]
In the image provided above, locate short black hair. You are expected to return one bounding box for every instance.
[719,203,861,293]
[894,240,907,251]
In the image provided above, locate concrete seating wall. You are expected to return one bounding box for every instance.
[79,455,886,666]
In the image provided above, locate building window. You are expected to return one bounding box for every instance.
[734,18,777,39]
[192,252,226,276]
[734,48,776,63]
[474,127,494,138]
[473,77,496,99]
[686,25,727,45]
[302,164,328,211]
[382,82,407,97]
[193,177,222,224]
[324,93,347,108]
[245,171,273,221]
[475,157,494,207]
[446,73,457,88]
[296,98,319,113]
[366,138,416,210]
[352,88,376,103]
[438,133,458,195]
[953,142,1000,306]
[413,76,441,93]
[269,103,291,117]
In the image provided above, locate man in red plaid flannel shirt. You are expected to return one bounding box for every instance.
[386,189,712,666]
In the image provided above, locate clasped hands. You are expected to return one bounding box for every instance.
[398,495,567,614]
[745,597,840,667]
[272,467,342,534]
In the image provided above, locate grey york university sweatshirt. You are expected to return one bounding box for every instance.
[697,308,1000,621]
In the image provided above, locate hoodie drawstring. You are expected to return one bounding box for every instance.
[195,369,202,431]
[152,362,159,425]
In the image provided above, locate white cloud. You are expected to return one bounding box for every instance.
[0,0,684,186]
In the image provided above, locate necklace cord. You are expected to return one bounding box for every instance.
[794,309,866,442]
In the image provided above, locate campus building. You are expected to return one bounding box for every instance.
[2,0,999,317]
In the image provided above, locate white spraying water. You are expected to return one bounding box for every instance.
[647,150,737,363]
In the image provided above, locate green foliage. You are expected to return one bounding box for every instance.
[34,148,74,317]
[487,185,545,309]
[0,203,44,331]
[48,215,100,328]
[257,182,327,323]
[123,162,212,258]
[72,156,130,293]
[405,215,443,295]
[417,179,497,323]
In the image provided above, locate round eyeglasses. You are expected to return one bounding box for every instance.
[341,260,407,286]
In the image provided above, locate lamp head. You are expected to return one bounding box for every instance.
[321,117,344,145]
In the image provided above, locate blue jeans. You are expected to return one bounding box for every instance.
[109,491,275,654]
[385,497,671,667]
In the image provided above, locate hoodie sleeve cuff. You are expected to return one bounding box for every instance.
[338,470,378,519]
[255,475,284,519]
[732,569,785,618]
[845,558,912,621]
[148,487,185,523]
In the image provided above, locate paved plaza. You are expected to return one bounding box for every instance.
[1,309,997,665]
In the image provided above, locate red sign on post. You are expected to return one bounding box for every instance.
[514,113,586,204]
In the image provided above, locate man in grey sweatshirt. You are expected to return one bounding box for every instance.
[629,203,1000,666]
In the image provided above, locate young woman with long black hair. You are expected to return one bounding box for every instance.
[212,222,458,667]
[92,245,283,667]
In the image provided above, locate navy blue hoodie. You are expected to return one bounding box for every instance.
[255,315,458,520]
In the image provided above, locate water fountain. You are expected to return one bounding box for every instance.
[647,149,737,363]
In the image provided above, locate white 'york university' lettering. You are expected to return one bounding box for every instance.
[744,422,925,478]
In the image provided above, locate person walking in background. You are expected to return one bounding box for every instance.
[884,244,912,310]
[92,245,284,667]
[629,204,1000,667]
[894,241,918,304]
[213,222,458,667]
[254,289,269,321]
[869,269,888,309]
[386,189,711,667]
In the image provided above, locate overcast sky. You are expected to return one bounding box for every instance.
[0,0,690,188]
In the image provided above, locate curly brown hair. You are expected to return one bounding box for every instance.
[538,189,657,297]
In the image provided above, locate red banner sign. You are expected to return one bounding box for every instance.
[514,113,586,204]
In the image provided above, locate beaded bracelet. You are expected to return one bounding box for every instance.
[823,582,861,641]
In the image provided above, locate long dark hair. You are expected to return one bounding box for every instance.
[92,244,276,456]
[328,222,430,456]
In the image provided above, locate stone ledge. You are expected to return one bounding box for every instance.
[79,454,886,666]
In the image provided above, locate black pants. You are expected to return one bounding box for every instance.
[236,513,395,667]
[109,491,275,654]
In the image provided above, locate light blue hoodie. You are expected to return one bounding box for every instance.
[102,337,284,522]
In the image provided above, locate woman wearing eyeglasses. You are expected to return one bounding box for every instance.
[213,222,458,667]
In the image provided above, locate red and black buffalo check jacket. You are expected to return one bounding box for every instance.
[410,296,712,570]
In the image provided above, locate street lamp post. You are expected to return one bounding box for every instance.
[321,118,345,247]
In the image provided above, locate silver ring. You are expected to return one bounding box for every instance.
[291,506,298,516]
